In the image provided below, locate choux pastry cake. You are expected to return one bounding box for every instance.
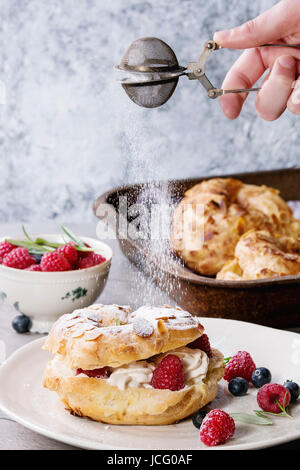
[170,177,300,276]
[43,304,224,425]
[217,230,300,280]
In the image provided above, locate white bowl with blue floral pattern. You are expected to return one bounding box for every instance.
[0,234,112,333]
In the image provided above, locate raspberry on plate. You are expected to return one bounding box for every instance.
[3,247,36,270]
[40,252,72,272]
[224,351,256,382]
[57,242,78,266]
[78,252,106,269]
[151,354,185,391]
[257,383,291,413]
[0,241,15,263]
[187,333,212,357]
[76,367,110,379]
[200,409,235,446]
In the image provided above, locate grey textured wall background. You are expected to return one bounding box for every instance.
[1,0,299,223]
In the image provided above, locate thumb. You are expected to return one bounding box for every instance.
[214,0,297,49]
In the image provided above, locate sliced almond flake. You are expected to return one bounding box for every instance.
[133,318,154,338]
[65,318,84,328]
[85,329,103,341]
[116,305,131,313]
[155,315,176,321]
[68,314,81,320]
[157,319,168,336]
[89,304,104,309]
[83,324,97,331]
[87,312,103,322]
[70,328,85,339]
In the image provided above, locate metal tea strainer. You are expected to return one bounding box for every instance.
[116,37,300,108]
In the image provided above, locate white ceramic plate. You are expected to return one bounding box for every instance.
[0,318,300,450]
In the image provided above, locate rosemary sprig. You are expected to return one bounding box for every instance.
[61,225,86,248]
[230,412,272,426]
[61,225,105,254]
[35,238,63,249]
[254,410,286,418]
[22,225,34,242]
[35,237,93,253]
[7,225,105,256]
[5,239,53,254]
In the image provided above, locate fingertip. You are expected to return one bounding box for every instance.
[278,55,296,70]
[287,103,300,115]
[254,57,296,121]
[213,30,230,46]
[219,94,242,119]
[255,103,278,121]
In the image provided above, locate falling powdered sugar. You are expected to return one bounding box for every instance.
[119,105,185,309]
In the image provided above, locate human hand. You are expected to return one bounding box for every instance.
[214,0,300,120]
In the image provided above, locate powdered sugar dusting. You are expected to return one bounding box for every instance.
[120,106,184,309]
[132,318,154,338]
[48,304,200,347]
[131,305,201,331]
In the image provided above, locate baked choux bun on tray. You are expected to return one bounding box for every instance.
[217,230,300,281]
[43,304,224,425]
[170,178,300,276]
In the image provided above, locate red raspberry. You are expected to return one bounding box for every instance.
[26,264,42,271]
[76,367,110,378]
[188,334,212,357]
[3,247,36,269]
[77,252,106,269]
[224,351,256,382]
[0,241,15,263]
[200,409,235,446]
[40,252,71,272]
[57,242,78,266]
[257,383,291,413]
[151,354,185,391]
[77,243,92,259]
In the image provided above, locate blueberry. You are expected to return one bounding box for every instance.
[12,314,31,333]
[284,380,300,403]
[32,253,43,264]
[228,377,249,396]
[251,367,272,388]
[192,410,207,429]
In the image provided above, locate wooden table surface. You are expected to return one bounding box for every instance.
[0,223,299,450]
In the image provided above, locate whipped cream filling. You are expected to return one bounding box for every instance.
[105,347,211,391]
[170,348,209,384]
[107,361,155,391]
[106,347,209,391]
[51,346,216,391]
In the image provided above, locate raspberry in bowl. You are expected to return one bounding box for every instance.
[0,233,112,333]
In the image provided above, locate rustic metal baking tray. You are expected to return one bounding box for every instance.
[94,168,300,328]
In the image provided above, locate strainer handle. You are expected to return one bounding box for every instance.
[188,40,300,99]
